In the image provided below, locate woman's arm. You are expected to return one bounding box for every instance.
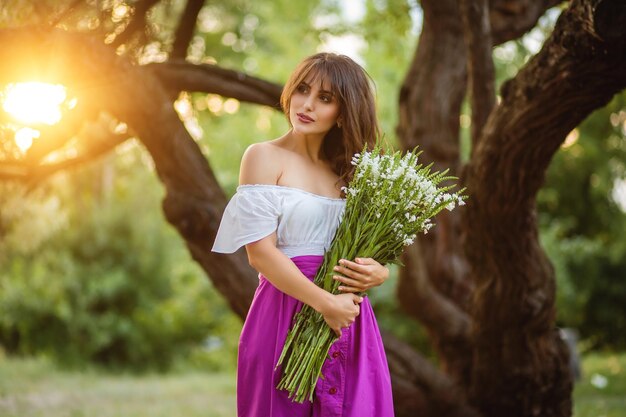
[246,237,363,337]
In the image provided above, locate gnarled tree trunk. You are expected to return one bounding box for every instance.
[397,0,626,415]
[464,1,626,415]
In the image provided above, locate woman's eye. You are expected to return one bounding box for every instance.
[297,84,308,93]
[320,95,332,103]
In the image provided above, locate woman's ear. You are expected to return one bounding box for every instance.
[337,118,343,128]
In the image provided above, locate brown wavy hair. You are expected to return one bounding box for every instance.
[280,52,380,193]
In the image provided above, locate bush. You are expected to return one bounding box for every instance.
[0,151,240,372]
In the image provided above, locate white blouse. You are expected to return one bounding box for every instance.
[211,184,346,258]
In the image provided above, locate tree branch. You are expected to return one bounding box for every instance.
[170,0,205,60]
[0,129,130,183]
[110,0,161,48]
[460,0,496,150]
[147,60,283,108]
[490,0,564,45]
[22,100,99,164]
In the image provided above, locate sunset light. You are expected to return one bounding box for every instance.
[14,127,41,153]
[2,82,68,125]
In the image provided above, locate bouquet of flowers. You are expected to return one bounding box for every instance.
[275,144,466,403]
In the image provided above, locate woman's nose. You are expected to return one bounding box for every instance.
[303,95,314,110]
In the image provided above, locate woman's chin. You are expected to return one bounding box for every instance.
[291,124,332,137]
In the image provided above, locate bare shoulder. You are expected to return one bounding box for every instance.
[239,142,283,186]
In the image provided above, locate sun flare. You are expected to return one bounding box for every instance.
[14,127,41,153]
[2,82,68,125]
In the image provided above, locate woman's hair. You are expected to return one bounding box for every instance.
[280,52,380,192]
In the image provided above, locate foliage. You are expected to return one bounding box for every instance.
[0,183,67,257]
[361,0,417,142]
[0,144,241,371]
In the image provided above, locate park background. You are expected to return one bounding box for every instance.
[0,0,625,416]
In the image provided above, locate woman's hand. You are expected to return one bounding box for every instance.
[333,257,389,293]
[319,293,363,338]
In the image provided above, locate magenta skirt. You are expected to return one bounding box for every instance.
[237,255,395,417]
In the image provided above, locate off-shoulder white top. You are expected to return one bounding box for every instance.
[211,184,346,258]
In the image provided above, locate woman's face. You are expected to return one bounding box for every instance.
[289,76,340,137]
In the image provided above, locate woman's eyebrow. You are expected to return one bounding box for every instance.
[300,80,334,96]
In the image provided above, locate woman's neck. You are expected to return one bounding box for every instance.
[281,129,326,164]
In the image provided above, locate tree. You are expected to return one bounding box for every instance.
[1,0,625,416]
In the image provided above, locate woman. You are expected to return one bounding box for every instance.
[212,52,395,417]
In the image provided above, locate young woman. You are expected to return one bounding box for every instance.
[212,52,395,417]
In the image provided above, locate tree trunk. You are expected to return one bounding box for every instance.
[397,0,474,387]
[395,0,560,387]
[397,0,626,415]
[465,1,626,415]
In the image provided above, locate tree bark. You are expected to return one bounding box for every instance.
[397,0,473,386]
[489,0,564,45]
[147,60,283,108]
[170,0,206,59]
[460,0,496,148]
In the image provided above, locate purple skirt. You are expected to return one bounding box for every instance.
[237,255,395,417]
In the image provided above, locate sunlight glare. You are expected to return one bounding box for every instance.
[14,127,41,153]
[2,82,68,125]
[223,98,240,114]
[561,129,579,148]
[613,178,626,213]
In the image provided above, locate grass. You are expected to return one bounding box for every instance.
[0,355,236,417]
[0,351,623,416]
[574,352,626,417]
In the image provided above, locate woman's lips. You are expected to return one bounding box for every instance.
[297,113,314,123]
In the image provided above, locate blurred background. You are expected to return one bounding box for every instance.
[1,1,625,416]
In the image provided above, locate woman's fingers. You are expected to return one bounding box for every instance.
[337,284,361,293]
[334,258,369,275]
[335,278,367,292]
[333,258,377,285]
[323,293,364,337]
[334,275,364,288]
[334,273,370,291]
[332,266,361,281]
[334,257,389,291]
[333,264,368,282]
